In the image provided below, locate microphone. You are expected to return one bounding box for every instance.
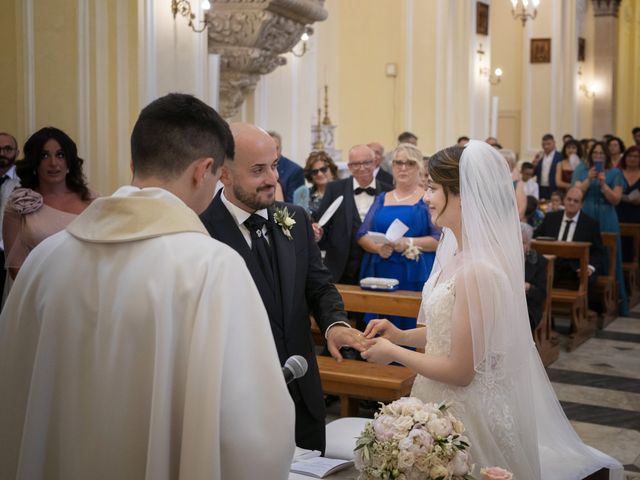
[282,355,308,385]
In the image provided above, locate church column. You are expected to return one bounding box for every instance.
[591,0,621,137]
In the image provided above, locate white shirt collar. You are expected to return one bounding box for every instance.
[352,178,377,191]
[562,210,580,224]
[3,165,17,180]
[220,188,269,227]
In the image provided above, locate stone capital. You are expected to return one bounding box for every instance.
[591,0,621,17]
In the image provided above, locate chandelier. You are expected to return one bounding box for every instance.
[511,0,539,26]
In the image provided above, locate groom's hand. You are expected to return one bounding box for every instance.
[326,326,372,362]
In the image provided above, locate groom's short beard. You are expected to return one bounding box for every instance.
[233,184,275,211]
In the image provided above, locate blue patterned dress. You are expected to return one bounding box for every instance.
[572,165,628,315]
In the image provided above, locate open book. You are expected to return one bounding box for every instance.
[289,457,353,478]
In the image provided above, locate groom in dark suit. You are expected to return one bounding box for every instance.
[199,124,369,452]
[315,144,393,285]
[534,187,605,292]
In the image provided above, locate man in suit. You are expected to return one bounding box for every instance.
[534,187,604,296]
[268,130,304,203]
[200,124,369,452]
[315,145,393,286]
[532,133,563,200]
[368,142,394,185]
[0,132,20,306]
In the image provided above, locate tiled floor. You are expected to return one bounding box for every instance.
[326,305,640,479]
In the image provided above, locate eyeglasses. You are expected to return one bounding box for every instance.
[348,160,374,170]
[310,166,329,176]
[0,146,16,154]
[392,159,418,169]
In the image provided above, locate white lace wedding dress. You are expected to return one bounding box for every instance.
[410,274,623,480]
[411,275,537,478]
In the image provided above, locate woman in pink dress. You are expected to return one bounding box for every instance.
[3,127,96,279]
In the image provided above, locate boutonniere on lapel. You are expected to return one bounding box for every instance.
[273,206,296,240]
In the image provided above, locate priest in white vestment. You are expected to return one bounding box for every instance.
[0,93,295,480]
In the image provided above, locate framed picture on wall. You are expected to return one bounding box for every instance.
[578,37,586,62]
[530,38,551,63]
[476,2,489,35]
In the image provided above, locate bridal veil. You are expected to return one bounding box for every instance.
[420,140,622,480]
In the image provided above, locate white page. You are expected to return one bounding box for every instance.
[366,231,389,245]
[290,457,352,478]
[385,218,409,242]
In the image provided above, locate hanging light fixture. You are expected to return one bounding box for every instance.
[511,0,540,26]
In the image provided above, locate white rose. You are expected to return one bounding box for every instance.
[284,216,295,227]
[398,436,413,451]
[397,449,415,469]
[427,417,453,437]
[392,415,415,439]
[373,414,395,441]
[449,450,470,476]
[430,464,449,478]
[412,408,430,424]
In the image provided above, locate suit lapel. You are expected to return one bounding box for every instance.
[343,178,356,228]
[269,204,296,321]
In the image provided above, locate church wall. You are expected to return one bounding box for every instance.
[0,1,20,141]
[616,0,640,146]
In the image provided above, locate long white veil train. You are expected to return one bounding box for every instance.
[419,140,622,479]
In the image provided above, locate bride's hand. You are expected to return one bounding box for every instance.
[360,337,397,365]
[364,318,404,344]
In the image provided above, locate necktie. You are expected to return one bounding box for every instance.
[244,214,274,283]
[561,219,573,242]
[354,186,376,196]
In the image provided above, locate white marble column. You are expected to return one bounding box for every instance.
[591,0,621,137]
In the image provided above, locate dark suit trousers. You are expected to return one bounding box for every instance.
[293,392,326,453]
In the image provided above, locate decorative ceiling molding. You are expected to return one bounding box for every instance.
[591,0,621,17]
[208,0,327,118]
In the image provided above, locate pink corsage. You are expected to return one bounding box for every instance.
[8,188,44,215]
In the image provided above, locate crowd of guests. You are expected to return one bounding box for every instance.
[2,126,639,327]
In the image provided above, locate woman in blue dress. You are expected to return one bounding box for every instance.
[357,143,440,329]
[572,141,628,315]
[616,146,640,262]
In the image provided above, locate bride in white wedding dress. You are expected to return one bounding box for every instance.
[361,141,622,480]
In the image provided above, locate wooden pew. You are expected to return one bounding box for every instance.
[531,240,597,351]
[620,223,640,307]
[534,255,560,366]
[315,285,420,416]
[593,233,618,327]
[317,356,416,417]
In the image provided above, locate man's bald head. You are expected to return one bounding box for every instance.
[223,123,279,212]
[347,144,375,187]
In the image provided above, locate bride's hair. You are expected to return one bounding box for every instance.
[427,145,464,212]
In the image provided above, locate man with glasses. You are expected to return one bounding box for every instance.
[315,144,392,287]
[0,133,20,305]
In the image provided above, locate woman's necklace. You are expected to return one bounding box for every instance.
[393,188,419,203]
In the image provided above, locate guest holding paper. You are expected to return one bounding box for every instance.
[356,143,440,329]
[315,145,392,285]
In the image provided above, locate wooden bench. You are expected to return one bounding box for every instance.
[593,232,618,328]
[315,285,421,416]
[620,223,640,307]
[534,254,560,366]
[317,356,416,417]
[531,240,597,351]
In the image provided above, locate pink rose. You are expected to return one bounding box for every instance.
[481,466,514,480]
[8,188,43,215]
[373,414,395,441]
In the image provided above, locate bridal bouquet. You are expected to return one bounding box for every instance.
[354,397,473,480]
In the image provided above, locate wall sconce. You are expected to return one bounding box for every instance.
[477,44,502,85]
[292,27,313,57]
[577,67,597,99]
[171,0,210,33]
[511,0,539,26]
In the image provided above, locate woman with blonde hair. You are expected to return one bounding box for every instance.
[357,143,440,330]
